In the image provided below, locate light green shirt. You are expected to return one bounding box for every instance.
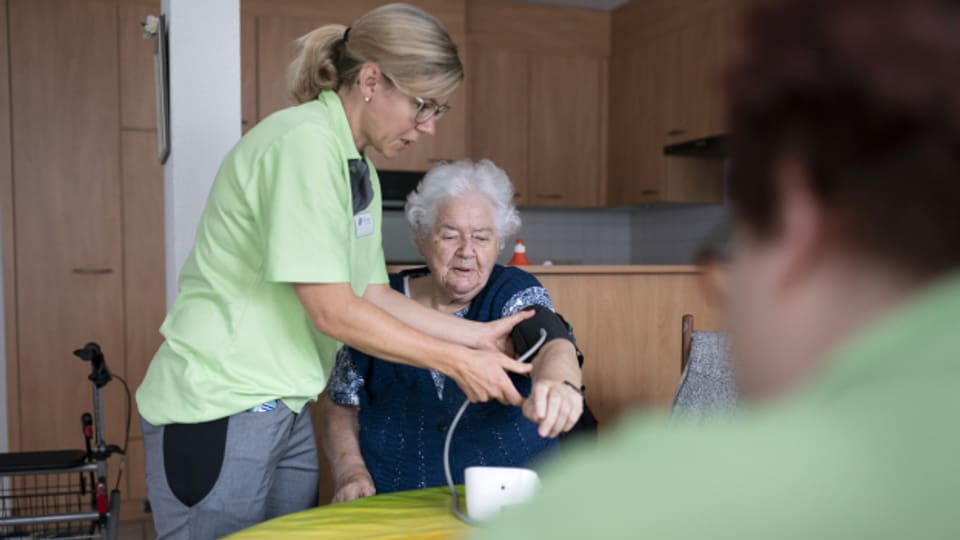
[137,90,388,425]
[475,271,960,539]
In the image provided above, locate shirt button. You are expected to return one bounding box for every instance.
[437,422,448,433]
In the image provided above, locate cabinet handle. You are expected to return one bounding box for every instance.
[641,189,659,196]
[534,193,564,200]
[427,158,453,164]
[666,129,687,137]
[514,192,523,198]
[72,268,113,275]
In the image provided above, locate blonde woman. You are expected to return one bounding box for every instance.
[136,4,531,539]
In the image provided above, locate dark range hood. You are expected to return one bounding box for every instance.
[663,134,727,158]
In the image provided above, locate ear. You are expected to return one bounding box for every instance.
[772,154,824,293]
[357,62,382,101]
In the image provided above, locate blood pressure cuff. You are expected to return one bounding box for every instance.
[511,305,582,365]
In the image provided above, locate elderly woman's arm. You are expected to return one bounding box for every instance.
[523,339,584,438]
[320,396,376,503]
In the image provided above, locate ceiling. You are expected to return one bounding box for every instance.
[507,0,631,11]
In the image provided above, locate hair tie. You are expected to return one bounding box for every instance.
[343,27,351,43]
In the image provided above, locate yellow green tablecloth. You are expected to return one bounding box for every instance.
[225,486,470,540]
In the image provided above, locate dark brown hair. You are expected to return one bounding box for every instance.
[726,0,960,276]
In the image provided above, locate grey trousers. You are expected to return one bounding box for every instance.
[141,403,320,540]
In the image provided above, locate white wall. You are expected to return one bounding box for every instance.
[162,0,242,307]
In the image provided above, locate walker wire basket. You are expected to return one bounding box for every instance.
[0,450,101,539]
[0,343,126,539]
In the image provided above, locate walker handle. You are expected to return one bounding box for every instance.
[73,342,112,388]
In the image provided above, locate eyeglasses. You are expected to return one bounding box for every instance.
[381,73,450,124]
[412,96,450,124]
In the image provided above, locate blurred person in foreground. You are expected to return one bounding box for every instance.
[475,0,960,537]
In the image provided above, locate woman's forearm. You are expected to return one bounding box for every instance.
[362,284,483,348]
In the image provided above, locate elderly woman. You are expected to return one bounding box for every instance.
[321,159,587,501]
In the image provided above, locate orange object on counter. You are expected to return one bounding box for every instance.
[507,238,530,266]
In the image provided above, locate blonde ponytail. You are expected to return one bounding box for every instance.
[288,3,463,104]
[289,24,348,104]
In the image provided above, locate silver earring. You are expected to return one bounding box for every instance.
[364,96,371,103]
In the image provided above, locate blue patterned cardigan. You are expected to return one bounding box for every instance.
[328,264,565,494]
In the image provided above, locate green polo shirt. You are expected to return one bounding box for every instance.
[137,90,388,425]
[475,271,960,539]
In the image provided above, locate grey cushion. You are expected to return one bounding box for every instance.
[672,331,738,419]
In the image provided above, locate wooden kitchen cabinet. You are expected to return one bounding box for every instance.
[241,0,469,171]
[468,0,609,207]
[607,0,744,205]
[470,48,530,203]
[665,12,726,146]
[528,55,607,207]
[609,29,725,205]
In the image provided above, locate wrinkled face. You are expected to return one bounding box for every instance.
[420,193,499,303]
[365,77,445,159]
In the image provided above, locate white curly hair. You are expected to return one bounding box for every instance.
[404,159,521,250]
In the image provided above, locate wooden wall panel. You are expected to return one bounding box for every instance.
[468,0,610,56]
[255,15,326,121]
[120,130,164,441]
[119,1,160,129]
[0,0,18,452]
[9,0,125,451]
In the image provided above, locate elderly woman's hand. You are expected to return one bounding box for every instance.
[332,466,376,503]
[523,378,584,438]
[521,339,584,438]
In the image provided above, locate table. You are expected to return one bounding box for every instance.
[225,486,471,540]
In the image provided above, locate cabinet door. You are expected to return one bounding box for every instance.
[608,36,674,205]
[665,12,725,144]
[256,15,326,121]
[119,2,159,130]
[9,0,125,451]
[528,54,605,207]
[468,47,530,204]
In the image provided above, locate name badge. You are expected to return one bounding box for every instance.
[355,212,374,238]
